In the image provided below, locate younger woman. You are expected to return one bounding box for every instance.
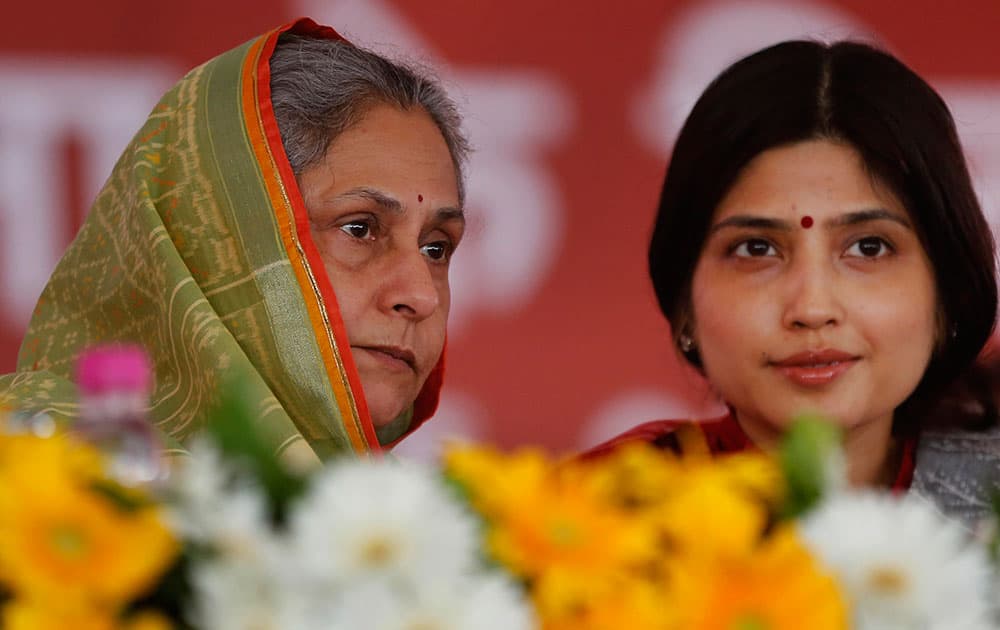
[591,40,1000,525]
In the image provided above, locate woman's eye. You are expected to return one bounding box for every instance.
[420,241,452,262]
[846,236,892,258]
[339,219,375,240]
[732,239,776,258]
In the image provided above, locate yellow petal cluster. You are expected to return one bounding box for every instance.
[445,441,847,630]
[670,526,847,630]
[0,428,178,625]
[2,601,173,630]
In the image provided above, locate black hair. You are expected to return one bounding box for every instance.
[648,40,997,433]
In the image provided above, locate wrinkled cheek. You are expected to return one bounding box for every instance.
[421,311,449,375]
[324,270,370,337]
[436,278,452,317]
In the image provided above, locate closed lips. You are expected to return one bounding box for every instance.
[356,345,416,369]
[771,350,859,367]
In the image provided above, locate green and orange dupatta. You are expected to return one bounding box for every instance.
[0,18,444,462]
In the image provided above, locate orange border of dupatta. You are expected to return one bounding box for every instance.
[240,19,378,454]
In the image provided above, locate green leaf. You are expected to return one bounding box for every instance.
[203,373,306,525]
[778,415,843,520]
[88,478,152,513]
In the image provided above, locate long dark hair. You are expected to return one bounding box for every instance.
[648,40,998,433]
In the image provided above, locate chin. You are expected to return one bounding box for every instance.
[779,401,871,430]
[362,384,413,429]
[763,399,848,428]
[369,407,405,429]
[363,394,402,426]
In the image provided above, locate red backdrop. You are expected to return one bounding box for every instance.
[2,0,999,459]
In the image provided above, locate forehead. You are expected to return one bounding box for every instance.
[323,103,459,199]
[714,139,908,220]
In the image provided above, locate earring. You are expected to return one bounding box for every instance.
[679,334,694,353]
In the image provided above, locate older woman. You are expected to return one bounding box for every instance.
[590,40,1000,526]
[0,19,468,463]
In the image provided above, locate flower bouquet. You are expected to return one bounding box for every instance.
[0,346,998,629]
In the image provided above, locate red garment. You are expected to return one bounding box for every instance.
[584,412,917,493]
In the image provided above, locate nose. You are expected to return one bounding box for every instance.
[378,247,440,321]
[781,256,844,331]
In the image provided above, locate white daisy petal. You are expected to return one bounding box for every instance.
[453,573,537,630]
[175,448,535,629]
[286,459,480,585]
[327,573,535,630]
[800,491,995,630]
[166,439,272,556]
[190,555,284,630]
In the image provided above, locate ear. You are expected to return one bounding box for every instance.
[671,305,702,365]
[671,309,692,349]
[673,298,699,342]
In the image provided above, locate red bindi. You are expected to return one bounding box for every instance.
[800,215,814,229]
[417,194,423,203]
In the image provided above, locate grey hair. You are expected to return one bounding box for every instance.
[269,33,470,205]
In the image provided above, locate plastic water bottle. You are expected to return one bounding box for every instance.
[75,345,165,486]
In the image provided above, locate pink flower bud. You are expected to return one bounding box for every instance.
[76,345,153,395]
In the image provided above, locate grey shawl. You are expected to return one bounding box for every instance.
[911,426,1000,529]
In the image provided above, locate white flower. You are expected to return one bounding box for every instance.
[327,572,536,630]
[190,552,294,630]
[285,458,480,586]
[451,573,537,630]
[165,438,229,535]
[799,491,995,630]
[165,438,271,557]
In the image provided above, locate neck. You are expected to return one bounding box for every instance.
[734,411,899,488]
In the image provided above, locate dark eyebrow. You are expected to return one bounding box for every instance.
[709,208,911,234]
[334,187,402,213]
[436,207,466,225]
[710,215,794,234]
[830,208,912,229]
[331,186,464,226]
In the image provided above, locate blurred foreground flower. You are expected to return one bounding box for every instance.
[446,440,850,630]
[801,492,995,630]
[0,428,177,624]
[3,358,998,629]
[286,459,480,585]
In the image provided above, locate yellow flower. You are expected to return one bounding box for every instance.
[669,526,848,630]
[448,447,662,579]
[0,431,104,498]
[639,453,781,563]
[534,569,674,630]
[0,472,178,607]
[448,443,823,630]
[486,475,655,578]
[2,599,116,630]
[714,453,784,506]
[532,566,616,625]
[564,443,685,512]
[654,470,769,561]
[121,611,175,630]
[0,432,108,588]
[444,445,550,519]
